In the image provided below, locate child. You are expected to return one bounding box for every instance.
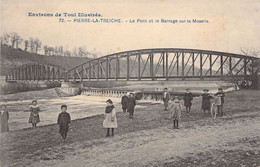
[0,105,9,133]
[103,99,117,137]
[210,96,220,119]
[162,88,171,111]
[183,88,193,113]
[57,105,71,142]
[169,96,182,129]
[28,100,40,128]
[201,89,213,115]
[214,88,225,116]
[121,92,128,113]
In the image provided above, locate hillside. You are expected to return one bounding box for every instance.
[0,44,92,76]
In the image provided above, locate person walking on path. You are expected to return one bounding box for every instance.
[57,105,71,142]
[169,96,182,129]
[127,93,136,118]
[162,88,171,111]
[28,100,40,128]
[103,99,117,137]
[121,92,129,113]
[201,89,213,115]
[0,105,9,133]
[214,88,225,116]
[183,88,193,113]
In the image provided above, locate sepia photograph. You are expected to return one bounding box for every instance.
[0,0,259,166]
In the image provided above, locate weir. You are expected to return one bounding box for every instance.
[80,88,202,102]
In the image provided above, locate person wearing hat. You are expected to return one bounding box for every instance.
[162,88,171,111]
[183,88,193,113]
[214,88,225,116]
[169,96,183,129]
[201,89,213,115]
[127,93,136,118]
[57,105,71,142]
[121,92,129,113]
[103,99,117,137]
[28,100,40,128]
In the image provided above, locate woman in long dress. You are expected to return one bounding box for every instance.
[103,99,117,137]
[28,100,40,127]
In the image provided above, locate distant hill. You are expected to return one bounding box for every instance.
[0,44,92,76]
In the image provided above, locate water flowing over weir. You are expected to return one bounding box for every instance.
[80,89,202,101]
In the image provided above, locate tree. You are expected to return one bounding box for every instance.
[49,47,55,56]
[77,46,89,57]
[0,33,10,45]
[60,46,64,56]
[64,50,71,57]
[72,47,78,57]
[15,37,23,48]
[29,37,35,53]
[223,49,259,90]
[43,45,49,55]
[24,40,29,51]
[34,38,42,54]
[9,32,22,48]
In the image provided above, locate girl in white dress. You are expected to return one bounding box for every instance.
[103,99,117,137]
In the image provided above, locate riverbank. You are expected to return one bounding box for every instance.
[0,90,259,167]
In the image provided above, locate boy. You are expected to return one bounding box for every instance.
[183,88,193,113]
[162,88,171,111]
[169,96,182,129]
[201,89,213,115]
[58,105,71,142]
[210,96,220,119]
[121,92,128,113]
[214,88,225,116]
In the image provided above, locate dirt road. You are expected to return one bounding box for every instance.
[34,111,260,167]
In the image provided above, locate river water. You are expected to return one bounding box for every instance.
[0,95,125,131]
[0,80,234,131]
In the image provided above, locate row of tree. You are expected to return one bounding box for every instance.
[0,32,100,58]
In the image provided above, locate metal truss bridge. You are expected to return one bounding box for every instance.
[6,48,259,82]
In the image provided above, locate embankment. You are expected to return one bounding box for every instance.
[0,87,80,101]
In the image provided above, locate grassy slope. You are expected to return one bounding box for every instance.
[0,44,91,75]
[0,89,259,166]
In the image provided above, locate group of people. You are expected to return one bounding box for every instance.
[0,87,225,141]
[0,100,71,142]
[162,87,225,128]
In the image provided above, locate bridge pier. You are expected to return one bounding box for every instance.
[61,82,83,88]
[59,82,83,96]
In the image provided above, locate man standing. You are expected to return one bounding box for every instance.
[214,88,225,116]
[162,88,171,111]
[183,88,193,113]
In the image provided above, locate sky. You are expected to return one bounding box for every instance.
[0,0,259,56]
